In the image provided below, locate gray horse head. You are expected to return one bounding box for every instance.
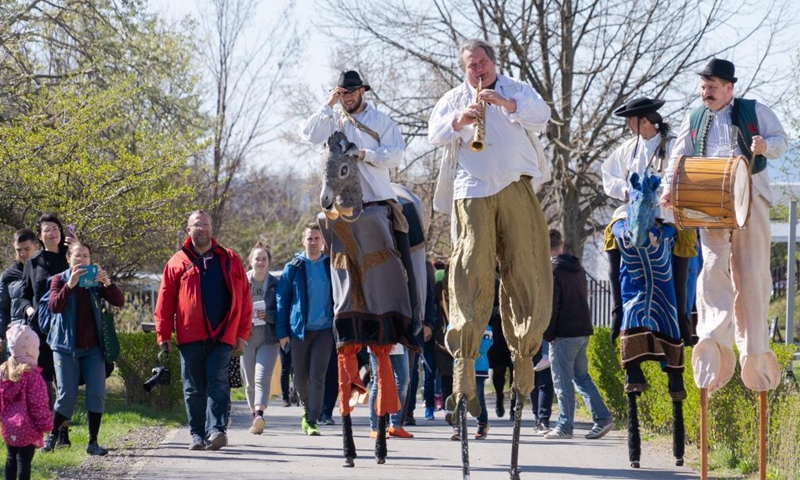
[320,131,363,221]
[626,172,661,248]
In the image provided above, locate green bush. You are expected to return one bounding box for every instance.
[588,331,798,478]
[115,332,183,410]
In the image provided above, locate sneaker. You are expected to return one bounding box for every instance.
[301,414,310,434]
[282,397,291,407]
[56,426,71,449]
[86,442,108,456]
[319,414,335,426]
[544,429,572,439]
[534,358,551,372]
[206,432,228,451]
[475,423,490,440]
[535,421,551,435]
[449,426,460,441]
[424,406,435,420]
[370,430,390,439]
[405,412,417,426]
[388,427,414,438]
[188,438,205,450]
[41,434,57,453]
[585,422,614,440]
[306,421,321,436]
[250,415,266,435]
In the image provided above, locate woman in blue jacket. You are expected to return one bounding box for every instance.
[44,242,124,455]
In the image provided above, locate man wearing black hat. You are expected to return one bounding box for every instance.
[601,97,696,349]
[661,58,788,394]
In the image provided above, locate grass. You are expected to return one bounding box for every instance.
[0,373,185,480]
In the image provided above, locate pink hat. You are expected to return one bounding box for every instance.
[6,324,39,365]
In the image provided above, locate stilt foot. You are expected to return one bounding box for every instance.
[675,458,684,467]
[631,461,640,469]
[343,457,355,468]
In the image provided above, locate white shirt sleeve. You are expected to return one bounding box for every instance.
[363,117,405,168]
[502,82,551,134]
[299,104,339,144]
[755,101,788,159]
[662,114,693,194]
[601,143,630,201]
[428,95,472,146]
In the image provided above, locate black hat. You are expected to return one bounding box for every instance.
[337,71,371,93]
[697,58,737,83]
[613,97,665,118]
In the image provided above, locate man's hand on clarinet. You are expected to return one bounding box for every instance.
[452,104,480,131]
[751,135,766,156]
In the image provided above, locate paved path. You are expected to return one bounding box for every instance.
[132,399,699,480]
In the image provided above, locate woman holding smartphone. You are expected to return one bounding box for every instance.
[241,242,280,434]
[44,242,124,455]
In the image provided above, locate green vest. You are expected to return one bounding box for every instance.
[689,98,766,174]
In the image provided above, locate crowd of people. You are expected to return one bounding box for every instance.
[0,35,787,478]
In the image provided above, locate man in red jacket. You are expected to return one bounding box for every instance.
[155,210,251,451]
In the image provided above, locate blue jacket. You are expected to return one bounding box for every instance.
[46,269,104,354]
[276,253,332,341]
[475,327,494,376]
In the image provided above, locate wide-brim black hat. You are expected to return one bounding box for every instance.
[697,58,737,83]
[613,97,665,118]
[337,70,371,93]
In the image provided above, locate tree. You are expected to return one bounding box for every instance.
[0,0,205,274]
[317,0,794,257]
[192,0,303,235]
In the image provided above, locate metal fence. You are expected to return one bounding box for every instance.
[770,263,800,300]
[587,273,614,328]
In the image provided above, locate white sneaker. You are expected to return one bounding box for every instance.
[250,415,265,435]
[585,422,613,440]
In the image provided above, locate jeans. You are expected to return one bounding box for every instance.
[369,349,409,429]
[240,324,280,409]
[406,351,419,415]
[53,346,106,418]
[5,444,34,480]
[476,374,488,424]
[279,347,293,401]
[178,341,232,441]
[421,341,438,409]
[291,328,333,423]
[530,367,553,422]
[550,336,610,434]
[321,336,339,418]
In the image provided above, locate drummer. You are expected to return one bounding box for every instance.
[601,97,697,347]
[660,58,788,393]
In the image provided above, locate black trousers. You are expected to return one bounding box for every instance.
[5,444,35,480]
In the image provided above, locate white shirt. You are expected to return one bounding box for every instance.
[300,102,405,203]
[428,75,550,200]
[663,99,788,203]
[602,133,675,220]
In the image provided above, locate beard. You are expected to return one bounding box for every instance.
[345,97,363,114]
[191,232,212,250]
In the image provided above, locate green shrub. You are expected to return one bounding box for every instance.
[589,331,798,478]
[115,332,183,410]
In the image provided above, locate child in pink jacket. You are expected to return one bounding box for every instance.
[0,324,53,480]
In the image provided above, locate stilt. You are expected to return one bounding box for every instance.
[700,387,708,480]
[672,400,685,466]
[509,389,524,480]
[758,391,767,480]
[458,396,470,480]
[627,393,641,468]
[375,413,388,464]
[342,414,356,467]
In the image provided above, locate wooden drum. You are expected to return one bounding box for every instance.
[671,155,752,229]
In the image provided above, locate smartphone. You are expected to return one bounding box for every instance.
[66,224,77,239]
[78,264,98,288]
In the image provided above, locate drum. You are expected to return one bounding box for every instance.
[671,155,752,229]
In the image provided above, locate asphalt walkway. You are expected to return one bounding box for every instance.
[131,398,699,480]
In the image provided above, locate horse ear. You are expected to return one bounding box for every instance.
[630,172,640,189]
[344,142,360,157]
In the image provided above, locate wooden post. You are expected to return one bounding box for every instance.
[700,388,708,480]
[759,391,768,480]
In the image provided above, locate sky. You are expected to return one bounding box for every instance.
[151,0,799,172]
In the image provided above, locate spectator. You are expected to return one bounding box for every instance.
[433,265,455,432]
[45,242,124,455]
[530,344,554,434]
[276,223,333,437]
[0,324,52,480]
[0,229,38,348]
[154,211,251,451]
[544,229,613,440]
[450,324,492,440]
[487,273,513,419]
[279,347,297,407]
[19,214,71,446]
[405,261,437,424]
[319,340,338,426]
[242,242,280,435]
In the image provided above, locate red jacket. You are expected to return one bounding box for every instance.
[154,237,252,346]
